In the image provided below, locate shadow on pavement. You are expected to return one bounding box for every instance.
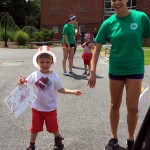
[118,145,126,150]
[69,74,104,80]
[72,66,84,71]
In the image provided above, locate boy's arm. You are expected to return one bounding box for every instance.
[58,88,82,96]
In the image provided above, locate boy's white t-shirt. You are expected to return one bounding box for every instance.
[26,70,64,112]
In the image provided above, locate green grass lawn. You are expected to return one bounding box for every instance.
[144,48,150,65]
[77,47,150,65]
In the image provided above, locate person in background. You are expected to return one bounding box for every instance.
[88,0,150,150]
[80,28,86,45]
[74,20,79,55]
[18,46,82,150]
[81,33,95,77]
[62,14,77,76]
[92,28,98,45]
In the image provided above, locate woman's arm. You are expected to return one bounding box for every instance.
[64,35,70,49]
[88,43,102,88]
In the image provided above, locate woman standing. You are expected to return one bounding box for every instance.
[62,15,77,76]
[88,0,150,150]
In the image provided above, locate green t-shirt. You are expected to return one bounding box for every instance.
[95,10,150,75]
[62,23,75,44]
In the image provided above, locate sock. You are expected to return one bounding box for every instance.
[30,142,35,146]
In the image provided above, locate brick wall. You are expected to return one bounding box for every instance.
[41,0,103,40]
[136,0,150,17]
[41,0,150,41]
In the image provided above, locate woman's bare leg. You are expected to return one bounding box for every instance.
[62,48,69,72]
[125,79,143,140]
[68,47,75,72]
[109,79,125,138]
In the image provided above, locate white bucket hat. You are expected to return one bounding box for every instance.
[33,45,56,69]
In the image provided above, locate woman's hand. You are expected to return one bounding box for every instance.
[87,71,96,88]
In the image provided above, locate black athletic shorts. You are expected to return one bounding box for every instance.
[109,74,144,80]
[62,43,75,48]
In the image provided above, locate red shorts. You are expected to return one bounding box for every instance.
[30,108,58,133]
[82,53,92,65]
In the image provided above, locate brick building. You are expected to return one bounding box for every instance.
[40,0,150,41]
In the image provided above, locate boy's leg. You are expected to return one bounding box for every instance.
[45,110,64,149]
[26,132,38,150]
[83,64,87,73]
[26,109,44,149]
[30,132,38,143]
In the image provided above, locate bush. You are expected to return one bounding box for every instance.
[14,30,29,45]
[22,26,39,39]
[33,28,54,42]
[0,29,9,41]
[34,32,42,42]
[8,31,15,41]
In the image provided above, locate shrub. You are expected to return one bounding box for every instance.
[22,26,39,39]
[0,29,9,41]
[34,32,42,42]
[33,28,54,42]
[14,30,29,45]
[8,31,15,41]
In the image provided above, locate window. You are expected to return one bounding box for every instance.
[127,0,136,9]
[79,25,85,33]
[104,0,136,20]
[80,0,89,12]
[53,26,58,33]
[50,0,62,14]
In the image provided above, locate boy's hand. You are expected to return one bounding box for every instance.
[18,76,26,84]
[75,90,82,96]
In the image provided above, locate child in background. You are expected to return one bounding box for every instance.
[81,33,95,76]
[18,45,82,150]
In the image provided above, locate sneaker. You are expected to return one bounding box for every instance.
[26,145,35,150]
[69,71,76,76]
[63,71,69,76]
[105,138,118,150]
[126,139,134,150]
[82,71,87,76]
[54,135,64,150]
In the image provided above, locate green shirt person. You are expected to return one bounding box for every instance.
[62,15,77,76]
[88,0,150,150]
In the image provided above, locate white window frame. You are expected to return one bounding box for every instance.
[79,25,85,33]
[53,26,58,33]
[104,0,136,21]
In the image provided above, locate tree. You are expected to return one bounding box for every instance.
[5,0,26,28]
[25,0,40,28]
[0,0,40,28]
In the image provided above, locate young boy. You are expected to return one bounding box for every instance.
[18,45,82,150]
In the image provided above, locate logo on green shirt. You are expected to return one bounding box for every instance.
[130,23,138,30]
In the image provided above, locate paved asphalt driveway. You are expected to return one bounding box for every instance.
[0,46,149,150]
